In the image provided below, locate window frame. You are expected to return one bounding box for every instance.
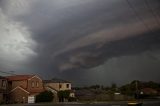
[31,81,35,88]
[2,80,6,88]
[66,84,70,88]
[59,84,62,89]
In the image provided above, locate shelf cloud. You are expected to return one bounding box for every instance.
[0,0,160,85]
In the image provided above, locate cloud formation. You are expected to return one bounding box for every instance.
[0,0,160,85]
[0,8,36,72]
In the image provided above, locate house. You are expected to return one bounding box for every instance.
[6,75,44,103]
[140,88,158,96]
[0,76,7,104]
[43,78,75,102]
[43,78,72,91]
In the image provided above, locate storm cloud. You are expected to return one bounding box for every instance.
[0,0,160,86]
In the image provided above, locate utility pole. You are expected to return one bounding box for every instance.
[135,80,139,99]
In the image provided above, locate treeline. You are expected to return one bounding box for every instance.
[120,80,160,96]
[73,80,160,97]
[74,80,160,90]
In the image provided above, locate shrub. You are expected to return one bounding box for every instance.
[36,91,54,103]
[68,97,77,102]
[58,90,70,102]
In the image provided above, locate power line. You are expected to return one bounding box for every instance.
[126,0,152,32]
[144,0,160,26]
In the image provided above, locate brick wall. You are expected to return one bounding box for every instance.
[11,80,27,90]
[27,76,44,92]
[0,93,3,103]
[9,87,29,103]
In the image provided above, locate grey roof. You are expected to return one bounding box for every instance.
[43,78,71,83]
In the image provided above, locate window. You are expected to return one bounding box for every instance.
[59,84,62,88]
[31,81,35,87]
[2,80,6,87]
[66,84,69,88]
[36,81,39,87]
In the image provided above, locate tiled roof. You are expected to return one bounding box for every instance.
[10,86,44,94]
[43,78,71,83]
[6,75,34,81]
[10,86,30,94]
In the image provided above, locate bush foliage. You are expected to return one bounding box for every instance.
[36,91,54,103]
[58,90,70,102]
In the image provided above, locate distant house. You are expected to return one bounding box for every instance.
[43,78,74,102]
[140,88,158,96]
[6,75,44,103]
[75,89,95,101]
[0,76,7,104]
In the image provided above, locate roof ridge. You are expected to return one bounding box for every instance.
[6,75,35,81]
[43,78,71,83]
[10,86,30,94]
[46,86,58,91]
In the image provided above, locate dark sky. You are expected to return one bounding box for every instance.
[0,0,160,86]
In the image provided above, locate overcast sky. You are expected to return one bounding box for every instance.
[0,0,160,86]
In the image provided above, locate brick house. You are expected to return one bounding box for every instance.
[0,76,7,104]
[6,75,44,103]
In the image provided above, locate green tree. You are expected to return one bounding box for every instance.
[111,83,117,92]
[89,85,100,89]
[120,84,134,96]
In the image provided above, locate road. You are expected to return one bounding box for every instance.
[1,101,160,106]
